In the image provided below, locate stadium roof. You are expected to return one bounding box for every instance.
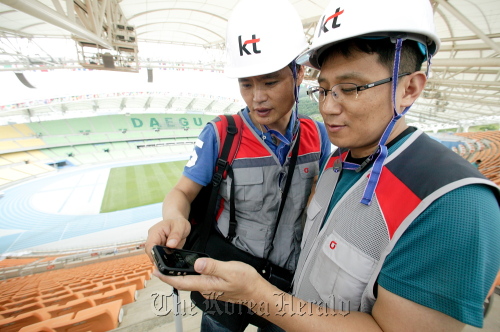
[0,0,499,131]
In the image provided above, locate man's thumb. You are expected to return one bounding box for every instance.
[194,258,208,273]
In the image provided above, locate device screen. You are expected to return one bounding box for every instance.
[161,247,200,269]
[152,245,209,275]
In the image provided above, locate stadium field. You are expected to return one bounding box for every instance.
[100,160,186,213]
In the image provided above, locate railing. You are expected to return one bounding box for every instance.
[0,242,146,281]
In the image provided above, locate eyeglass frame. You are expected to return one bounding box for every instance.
[307,72,411,103]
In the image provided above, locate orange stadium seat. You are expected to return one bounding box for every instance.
[67,299,123,332]
[0,253,151,325]
[3,297,39,309]
[0,302,44,319]
[40,293,81,308]
[114,275,146,290]
[44,298,96,318]
[11,288,41,301]
[39,285,67,295]
[454,131,500,186]
[0,309,51,332]
[80,284,115,297]
[101,275,127,285]
[0,298,13,307]
[39,289,72,302]
[65,280,92,288]
[18,313,74,332]
[67,283,98,293]
[19,300,123,332]
[89,285,137,306]
[128,269,152,280]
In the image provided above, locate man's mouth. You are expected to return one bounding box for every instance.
[254,108,272,117]
[326,124,346,132]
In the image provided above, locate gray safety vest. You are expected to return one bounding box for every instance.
[293,130,498,312]
[211,111,323,271]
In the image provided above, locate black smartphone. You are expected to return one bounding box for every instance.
[151,245,209,276]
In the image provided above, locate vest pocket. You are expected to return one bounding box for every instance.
[232,221,270,258]
[309,232,376,311]
[290,163,317,208]
[232,168,264,211]
[301,198,322,250]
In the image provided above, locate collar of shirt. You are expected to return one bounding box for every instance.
[242,107,296,165]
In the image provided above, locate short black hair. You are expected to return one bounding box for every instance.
[320,38,425,74]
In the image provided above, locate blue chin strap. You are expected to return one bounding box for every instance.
[263,60,300,145]
[359,38,433,205]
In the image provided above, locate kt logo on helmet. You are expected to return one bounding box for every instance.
[238,35,261,56]
[318,7,344,37]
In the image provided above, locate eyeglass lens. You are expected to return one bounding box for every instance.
[313,83,358,102]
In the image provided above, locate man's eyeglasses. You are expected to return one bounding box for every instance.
[307,73,411,103]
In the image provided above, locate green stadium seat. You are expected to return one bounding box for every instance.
[42,136,70,146]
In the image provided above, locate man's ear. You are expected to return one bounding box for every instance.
[400,71,427,108]
[296,65,305,86]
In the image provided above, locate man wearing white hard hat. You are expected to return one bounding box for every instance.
[146,0,330,330]
[155,0,500,330]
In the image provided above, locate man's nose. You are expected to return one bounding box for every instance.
[320,95,342,115]
[252,86,268,103]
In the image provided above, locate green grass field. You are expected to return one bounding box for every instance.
[100,160,186,213]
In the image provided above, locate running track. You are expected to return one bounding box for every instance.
[0,156,189,255]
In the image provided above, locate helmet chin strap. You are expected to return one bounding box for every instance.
[358,37,432,205]
[263,60,300,145]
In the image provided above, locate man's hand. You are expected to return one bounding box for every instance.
[145,217,191,262]
[145,175,203,263]
[153,258,274,304]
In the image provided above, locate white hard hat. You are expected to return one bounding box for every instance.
[297,0,441,69]
[224,0,308,78]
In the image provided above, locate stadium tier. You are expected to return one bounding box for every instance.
[0,113,214,154]
[0,113,212,187]
[455,131,500,186]
[0,252,153,332]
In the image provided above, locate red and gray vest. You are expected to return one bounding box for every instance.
[293,130,499,312]
[211,110,322,271]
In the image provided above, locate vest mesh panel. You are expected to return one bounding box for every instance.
[333,177,389,261]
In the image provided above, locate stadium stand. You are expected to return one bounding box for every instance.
[454,131,500,186]
[0,250,152,332]
[0,113,205,190]
[0,114,212,155]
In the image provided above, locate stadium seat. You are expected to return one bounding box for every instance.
[39,285,67,295]
[101,276,127,285]
[0,309,51,332]
[19,300,123,332]
[10,290,41,303]
[88,285,137,306]
[114,275,146,290]
[455,131,500,186]
[0,302,44,319]
[80,284,115,297]
[67,283,98,293]
[128,269,152,280]
[17,312,74,332]
[40,293,81,307]
[38,289,72,302]
[4,297,39,309]
[44,298,96,318]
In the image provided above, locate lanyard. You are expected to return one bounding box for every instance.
[332,149,378,174]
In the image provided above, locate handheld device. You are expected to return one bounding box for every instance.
[151,245,209,276]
